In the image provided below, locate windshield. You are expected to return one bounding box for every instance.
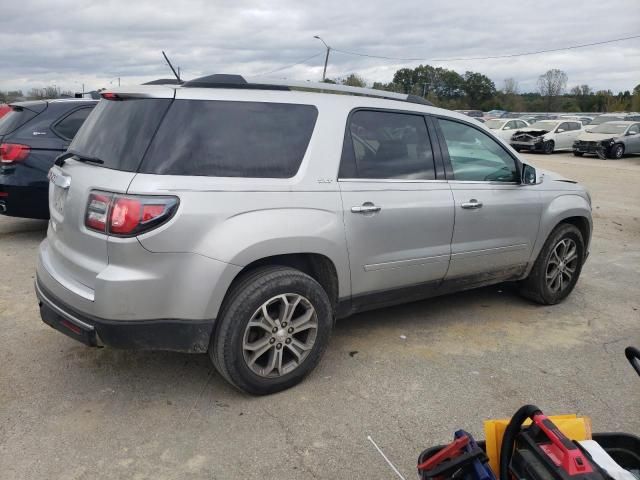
[69,98,172,171]
[590,115,625,126]
[529,121,558,130]
[484,119,505,129]
[590,123,629,134]
[0,107,38,135]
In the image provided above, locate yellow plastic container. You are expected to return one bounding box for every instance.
[483,414,592,476]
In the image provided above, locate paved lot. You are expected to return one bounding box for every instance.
[1,152,639,479]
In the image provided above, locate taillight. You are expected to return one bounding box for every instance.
[0,143,30,164]
[85,193,111,232]
[85,191,178,236]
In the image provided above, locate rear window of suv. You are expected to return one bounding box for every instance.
[69,98,172,172]
[0,107,38,135]
[141,100,318,178]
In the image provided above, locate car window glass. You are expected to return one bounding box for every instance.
[53,108,93,139]
[438,118,518,182]
[142,100,318,178]
[504,121,516,130]
[572,122,581,131]
[628,124,639,135]
[557,122,570,132]
[340,110,436,180]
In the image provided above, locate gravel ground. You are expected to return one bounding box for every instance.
[1,152,638,480]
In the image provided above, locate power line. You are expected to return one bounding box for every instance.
[260,52,324,75]
[331,33,640,62]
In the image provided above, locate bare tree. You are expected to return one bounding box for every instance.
[537,69,568,110]
[502,77,519,95]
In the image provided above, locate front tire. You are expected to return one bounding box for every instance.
[520,224,585,305]
[608,143,625,159]
[210,266,333,395]
[542,140,555,154]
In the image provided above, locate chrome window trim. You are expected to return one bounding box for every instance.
[338,178,448,184]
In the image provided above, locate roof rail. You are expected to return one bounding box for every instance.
[182,74,433,106]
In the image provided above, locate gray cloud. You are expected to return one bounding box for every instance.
[0,0,638,94]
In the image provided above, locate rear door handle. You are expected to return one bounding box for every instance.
[461,199,483,209]
[351,202,381,214]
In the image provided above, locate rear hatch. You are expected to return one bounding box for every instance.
[0,101,47,145]
[44,91,174,294]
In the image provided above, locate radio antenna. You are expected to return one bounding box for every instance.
[162,51,182,83]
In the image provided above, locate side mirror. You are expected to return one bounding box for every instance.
[522,164,537,185]
[557,128,565,133]
[503,126,511,130]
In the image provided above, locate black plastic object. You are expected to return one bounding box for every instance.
[418,434,640,480]
[182,74,289,90]
[625,346,640,376]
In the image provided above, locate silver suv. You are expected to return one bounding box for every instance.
[36,75,592,395]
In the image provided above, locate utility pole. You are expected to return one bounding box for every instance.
[314,35,331,82]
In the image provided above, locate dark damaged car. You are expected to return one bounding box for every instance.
[509,120,582,154]
[573,121,640,159]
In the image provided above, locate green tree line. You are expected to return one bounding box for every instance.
[333,67,640,113]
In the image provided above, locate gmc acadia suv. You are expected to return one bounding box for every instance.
[36,75,592,395]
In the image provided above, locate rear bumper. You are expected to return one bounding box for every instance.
[36,277,214,352]
[0,183,49,219]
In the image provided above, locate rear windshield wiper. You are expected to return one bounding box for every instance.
[54,151,104,167]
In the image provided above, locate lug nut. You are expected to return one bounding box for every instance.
[269,338,276,344]
[276,343,282,350]
[288,327,294,334]
[285,338,291,344]
[281,322,287,327]
[272,327,278,333]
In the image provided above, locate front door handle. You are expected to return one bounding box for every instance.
[461,199,483,209]
[351,202,381,214]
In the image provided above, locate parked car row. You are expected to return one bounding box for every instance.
[0,99,97,218]
[5,75,592,395]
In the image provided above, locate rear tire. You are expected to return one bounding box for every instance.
[543,140,555,154]
[520,224,585,305]
[210,266,333,395]
[573,151,584,157]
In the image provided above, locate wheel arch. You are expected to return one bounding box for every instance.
[527,194,592,274]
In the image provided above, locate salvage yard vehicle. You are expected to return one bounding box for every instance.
[573,121,640,159]
[484,118,529,141]
[0,99,97,218]
[584,113,640,132]
[510,120,583,154]
[36,76,592,395]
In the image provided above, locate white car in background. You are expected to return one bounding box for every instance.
[510,120,583,154]
[484,118,529,141]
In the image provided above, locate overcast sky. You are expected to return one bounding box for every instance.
[1,0,639,95]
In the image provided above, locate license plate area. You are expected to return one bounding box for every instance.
[52,185,67,216]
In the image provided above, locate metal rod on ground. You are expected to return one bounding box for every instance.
[367,435,407,480]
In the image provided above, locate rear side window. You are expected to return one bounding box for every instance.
[141,100,318,178]
[69,98,172,172]
[338,110,436,180]
[53,107,94,140]
[0,107,38,135]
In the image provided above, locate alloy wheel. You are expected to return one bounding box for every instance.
[242,293,318,378]
[545,238,579,293]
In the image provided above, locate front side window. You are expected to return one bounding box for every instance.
[557,122,570,132]
[339,110,436,180]
[627,124,639,135]
[438,118,518,182]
